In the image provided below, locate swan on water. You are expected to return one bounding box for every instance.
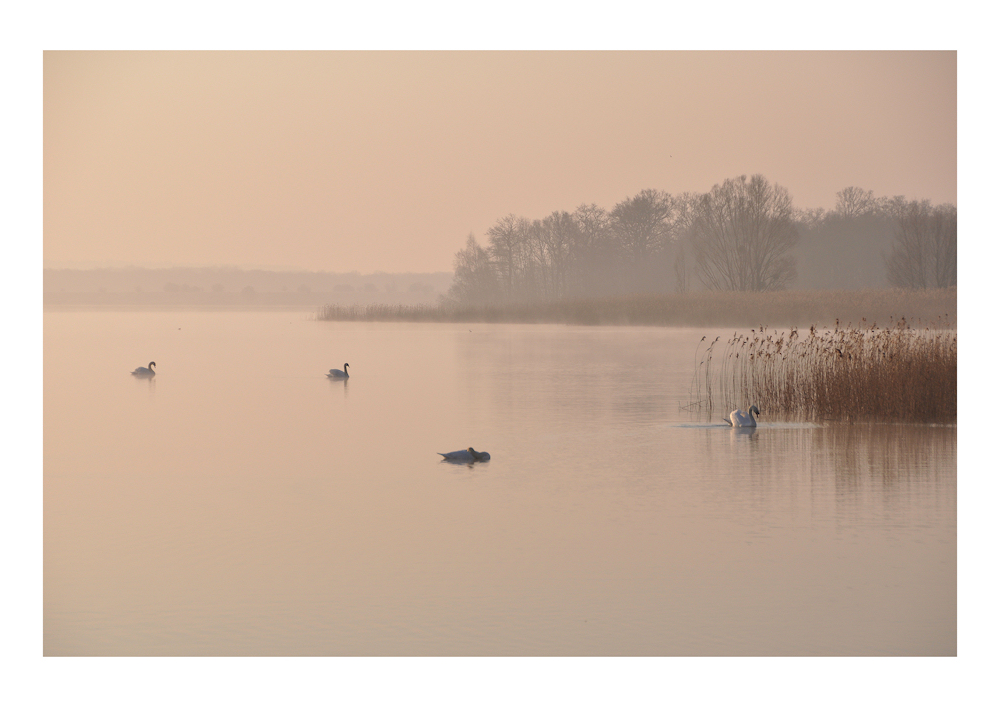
[726,405,760,427]
[438,447,491,463]
[327,363,350,378]
[131,362,156,377]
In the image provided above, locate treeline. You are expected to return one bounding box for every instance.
[445,177,957,306]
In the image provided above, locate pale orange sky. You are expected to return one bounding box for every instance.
[43,51,956,273]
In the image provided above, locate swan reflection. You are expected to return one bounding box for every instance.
[730,426,758,441]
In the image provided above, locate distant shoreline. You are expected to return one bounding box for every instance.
[316,288,957,330]
[42,267,452,310]
[44,287,957,330]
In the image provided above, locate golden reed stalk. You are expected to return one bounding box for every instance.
[689,317,956,423]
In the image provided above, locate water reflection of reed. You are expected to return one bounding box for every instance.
[816,423,956,490]
[703,423,956,501]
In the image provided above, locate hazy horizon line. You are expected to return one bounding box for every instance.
[43,261,455,276]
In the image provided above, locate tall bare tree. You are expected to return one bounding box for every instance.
[691,174,799,291]
[567,203,616,296]
[609,189,675,263]
[572,203,611,260]
[884,200,957,288]
[670,191,702,293]
[835,186,877,218]
[446,233,499,306]
[486,214,531,302]
[535,211,578,300]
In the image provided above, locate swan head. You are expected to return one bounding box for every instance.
[149,362,156,369]
[749,405,760,417]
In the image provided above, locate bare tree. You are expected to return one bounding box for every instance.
[486,214,531,302]
[932,204,958,288]
[793,207,827,229]
[445,233,499,306]
[691,174,799,291]
[835,186,877,218]
[877,195,910,220]
[609,189,675,263]
[569,203,617,297]
[534,211,578,300]
[794,203,896,289]
[670,191,702,293]
[573,203,611,251]
[671,191,702,236]
[673,245,689,293]
[884,200,957,288]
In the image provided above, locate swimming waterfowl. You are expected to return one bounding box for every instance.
[438,447,491,462]
[327,363,350,378]
[727,405,760,427]
[131,362,156,377]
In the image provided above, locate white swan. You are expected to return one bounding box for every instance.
[131,361,156,377]
[438,447,491,462]
[327,363,349,378]
[727,405,760,427]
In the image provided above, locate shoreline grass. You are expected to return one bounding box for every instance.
[689,320,957,423]
[316,288,956,329]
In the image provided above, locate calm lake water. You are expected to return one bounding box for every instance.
[43,309,956,656]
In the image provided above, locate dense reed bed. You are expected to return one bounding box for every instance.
[689,318,956,423]
[316,288,956,329]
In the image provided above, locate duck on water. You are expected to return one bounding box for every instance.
[438,447,491,463]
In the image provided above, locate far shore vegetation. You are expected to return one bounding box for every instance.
[317,287,956,330]
[442,179,956,308]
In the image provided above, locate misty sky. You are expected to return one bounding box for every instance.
[44,51,955,273]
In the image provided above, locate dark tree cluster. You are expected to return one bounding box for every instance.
[445,177,957,306]
[795,187,957,291]
[446,188,694,306]
[883,200,957,289]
